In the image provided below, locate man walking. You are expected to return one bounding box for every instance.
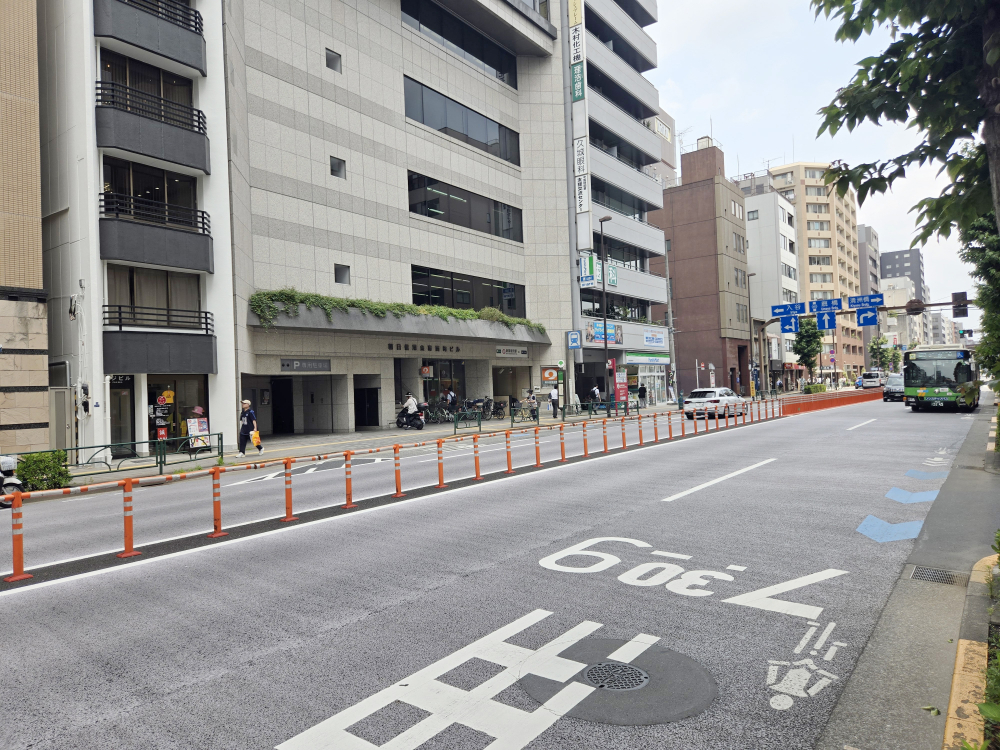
[238,399,262,457]
[549,384,559,418]
[637,384,647,408]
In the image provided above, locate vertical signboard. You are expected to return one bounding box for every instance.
[568,0,592,253]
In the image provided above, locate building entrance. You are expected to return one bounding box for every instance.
[354,388,380,428]
[270,378,294,434]
[109,374,135,457]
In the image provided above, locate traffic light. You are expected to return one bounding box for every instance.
[953,291,969,318]
[959,329,974,338]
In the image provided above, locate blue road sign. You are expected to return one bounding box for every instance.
[567,330,581,350]
[771,302,806,317]
[856,307,878,326]
[816,311,837,330]
[848,293,884,309]
[809,298,843,313]
[780,315,799,333]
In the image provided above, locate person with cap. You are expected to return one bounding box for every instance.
[238,399,261,457]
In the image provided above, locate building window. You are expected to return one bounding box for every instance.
[408,171,523,242]
[806,203,829,213]
[591,176,648,222]
[403,77,519,166]
[411,265,524,316]
[782,288,798,303]
[100,50,193,110]
[665,239,671,253]
[810,273,833,283]
[782,263,797,281]
[747,210,758,221]
[805,186,827,196]
[807,220,830,231]
[810,290,834,300]
[325,48,342,72]
[808,238,831,248]
[330,156,346,179]
[809,256,832,266]
[107,264,201,322]
[334,264,350,284]
[773,171,793,184]
[805,168,825,179]
[401,0,517,89]
[580,289,649,322]
[102,156,197,218]
[779,189,795,201]
[592,234,647,271]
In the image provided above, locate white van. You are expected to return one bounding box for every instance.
[861,372,882,389]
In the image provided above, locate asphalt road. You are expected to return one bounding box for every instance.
[0,399,974,749]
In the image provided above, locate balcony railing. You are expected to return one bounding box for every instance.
[114,0,203,34]
[99,193,211,235]
[592,194,648,224]
[103,305,213,334]
[96,82,206,134]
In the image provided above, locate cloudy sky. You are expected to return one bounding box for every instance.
[646,0,980,327]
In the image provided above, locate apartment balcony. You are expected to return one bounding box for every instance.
[433,0,555,56]
[590,146,663,209]
[588,91,661,165]
[102,306,217,374]
[586,32,659,114]
[93,0,206,75]
[586,0,657,61]
[96,82,210,173]
[99,193,213,272]
[594,203,665,256]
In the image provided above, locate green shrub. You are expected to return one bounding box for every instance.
[17,451,72,491]
[803,384,828,394]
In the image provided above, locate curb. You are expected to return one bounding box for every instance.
[943,553,996,749]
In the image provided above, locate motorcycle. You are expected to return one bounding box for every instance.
[396,402,427,430]
[0,454,22,509]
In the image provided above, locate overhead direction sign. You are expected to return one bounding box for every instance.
[771,302,806,317]
[856,307,878,326]
[848,294,884,309]
[809,299,843,313]
[780,316,799,333]
[816,311,837,330]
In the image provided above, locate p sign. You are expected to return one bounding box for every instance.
[542,367,560,383]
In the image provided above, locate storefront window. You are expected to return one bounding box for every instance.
[421,359,466,404]
[148,375,209,443]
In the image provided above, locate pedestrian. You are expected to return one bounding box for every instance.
[637,384,647,408]
[590,384,601,403]
[776,377,783,392]
[238,399,262,458]
[525,389,537,419]
[446,388,457,412]
[549,384,559,418]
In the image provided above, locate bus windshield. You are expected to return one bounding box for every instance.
[904,351,974,389]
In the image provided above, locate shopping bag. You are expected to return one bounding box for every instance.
[251,430,261,447]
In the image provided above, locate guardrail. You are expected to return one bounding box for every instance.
[780,388,883,414]
[96,81,207,133]
[453,410,482,434]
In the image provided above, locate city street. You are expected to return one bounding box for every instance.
[0,400,976,749]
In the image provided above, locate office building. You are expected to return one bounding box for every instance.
[880,247,931,343]
[649,139,750,395]
[1,1,49,454]
[883,278,920,348]
[738,172,802,390]
[857,224,880,367]
[768,162,865,382]
[568,0,673,404]
[930,312,960,345]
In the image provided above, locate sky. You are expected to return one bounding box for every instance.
[645,0,981,329]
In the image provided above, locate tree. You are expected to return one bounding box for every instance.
[793,318,824,379]
[812,0,1000,242]
[889,347,903,372]
[958,212,1000,376]
[867,334,890,370]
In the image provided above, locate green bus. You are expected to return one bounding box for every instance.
[903,344,979,411]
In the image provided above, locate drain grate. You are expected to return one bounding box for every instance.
[910,566,970,587]
[582,662,649,691]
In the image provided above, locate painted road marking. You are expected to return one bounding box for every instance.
[905,469,949,480]
[885,487,939,504]
[660,459,777,502]
[846,419,876,431]
[605,633,660,663]
[721,569,849,620]
[276,610,603,750]
[651,551,692,560]
[855,515,923,543]
[766,620,845,711]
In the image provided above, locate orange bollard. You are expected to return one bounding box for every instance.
[704,408,709,433]
[342,451,356,509]
[4,490,32,582]
[742,403,747,425]
[583,421,589,457]
[473,435,483,480]
[281,457,299,520]
[602,419,609,453]
[669,411,674,439]
[638,414,644,445]
[558,423,567,462]
[208,467,228,538]
[504,430,515,474]
[436,439,448,487]
[725,408,730,428]
[621,417,627,449]
[533,427,542,467]
[757,401,762,421]
[714,407,720,431]
[116,477,141,558]
[393,444,406,496]
[692,411,697,434]
[653,412,659,442]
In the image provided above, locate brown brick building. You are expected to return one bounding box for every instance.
[649,140,751,396]
[1,0,49,453]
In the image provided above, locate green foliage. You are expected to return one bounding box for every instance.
[803,384,828,394]
[248,289,546,334]
[17,451,72,492]
[888,347,902,371]
[961,740,987,750]
[960,214,1000,376]
[868,334,890,370]
[980,702,1000,723]
[811,0,1000,244]
[793,318,824,378]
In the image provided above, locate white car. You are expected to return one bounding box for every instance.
[684,388,746,419]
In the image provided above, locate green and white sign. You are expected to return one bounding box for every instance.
[570,62,585,101]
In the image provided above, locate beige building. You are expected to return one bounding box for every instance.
[1,0,49,453]
[769,162,865,381]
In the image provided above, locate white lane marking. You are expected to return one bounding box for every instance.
[726,565,747,571]
[0,414,785,587]
[846,419,876,431]
[651,551,692,560]
[605,633,660,663]
[276,610,601,750]
[660,459,777,502]
[722,569,849,620]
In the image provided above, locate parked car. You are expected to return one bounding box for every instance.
[684,388,746,419]
[855,376,863,389]
[883,374,904,402]
[861,372,882,389]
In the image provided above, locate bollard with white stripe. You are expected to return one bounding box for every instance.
[343,451,356,508]
[436,439,448,488]
[281,457,298,522]
[208,467,228,538]
[4,490,32,582]
[392,444,406,496]
[116,477,141,559]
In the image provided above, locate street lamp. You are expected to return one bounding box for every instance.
[747,272,757,398]
[599,215,612,402]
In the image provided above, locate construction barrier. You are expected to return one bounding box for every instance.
[780,388,883,414]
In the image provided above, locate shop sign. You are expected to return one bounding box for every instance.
[570,23,585,65]
[585,320,622,345]
[156,395,167,405]
[624,352,670,365]
[570,61,585,101]
[387,342,461,353]
[573,137,587,176]
[568,0,582,26]
[110,375,133,386]
[642,328,665,348]
[575,173,589,213]
[186,418,210,448]
[280,358,331,372]
[615,369,629,403]
[156,427,168,440]
[420,365,434,378]
[541,367,560,383]
[496,347,528,358]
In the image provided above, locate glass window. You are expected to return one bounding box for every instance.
[809,256,832,266]
[408,171,522,242]
[805,168,825,179]
[806,204,829,213]
[808,238,831,248]
[747,210,758,220]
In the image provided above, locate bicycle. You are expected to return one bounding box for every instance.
[481,397,494,421]
[492,399,506,419]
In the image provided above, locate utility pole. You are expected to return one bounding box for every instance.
[747,271,757,398]
[663,236,679,407]
[599,216,612,403]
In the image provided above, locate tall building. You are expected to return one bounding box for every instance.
[737,172,802,390]
[883,278,920,348]
[769,162,865,382]
[1,1,49,454]
[567,0,673,404]
[857,224,880,367]
[929,312,959,345]
[880,248,931,343]
[649,140,751,396]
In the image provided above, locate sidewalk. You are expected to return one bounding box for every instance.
[818,390,998,750]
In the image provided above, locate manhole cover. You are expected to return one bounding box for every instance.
[583,662,649,691]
